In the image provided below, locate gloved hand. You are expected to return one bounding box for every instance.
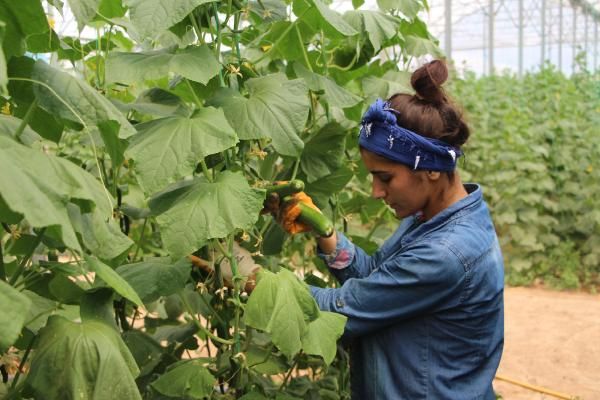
[279,191,321,234]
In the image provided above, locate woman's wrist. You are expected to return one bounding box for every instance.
[317,231,337,254]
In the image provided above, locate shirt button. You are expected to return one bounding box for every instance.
[335,298,344,308]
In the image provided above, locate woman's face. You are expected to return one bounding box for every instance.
[360,149,434,219]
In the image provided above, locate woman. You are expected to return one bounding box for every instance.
[280,60,504,399]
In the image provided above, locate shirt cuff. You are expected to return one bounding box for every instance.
[317,231,355,270]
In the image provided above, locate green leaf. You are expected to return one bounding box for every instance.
[0,114,42,146]
[127,107,238,194]
[66,0,101,29]
[344,10,400,51]
[68,205,134,260]
[362,70,412,100]
[404,35,443,57]
[31,61,136,138]
[245,269,320,359]
[293,63,361,109]
[0,0,51,58]
[149,172,264,259]
[123,0,217,39]
[122,330,164,376]
[301,311,346,364]
[98,120,128,166]
[210,74,310,157]
[80,287,118,327]
[86,256,144,307]
[116,258,191,304]
[151,359,215,399]
[127,88,189,117]
[0,280,32,351]
[377,0,424,19]
[106,45,221,85]
[0,136,113,251]
[300,122,347,183]
[24,315,142,400]
[306,166,354,207]
[294,0,358,37]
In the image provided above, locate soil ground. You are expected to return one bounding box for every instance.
[493,286,600,400]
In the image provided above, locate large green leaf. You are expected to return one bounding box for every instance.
[66,0,101,29]
[0,0,51,58]
[343,10,400,51]
[293,63,361,109]
[0,136,112,251]
[300,122,348,183]
[301,311,346,365]
[305,166,354,207]
[86,256,144,307]
[245,269,320,359]
[151,359,215,399]
[123,0,217,39]
[127,107,238,194]
[116,258,191,304]
[0,280,32,351]
[0,114,42,146]
[404,35,443,57]
[294,0,358,38]
[31,61,136,138]
[68,205,134,261]
[106,45,221,85]
[149,171,265,259]
[377,0,424,19]
[24,315,141,400]
[210,74,309,157]
[362,70,412,100]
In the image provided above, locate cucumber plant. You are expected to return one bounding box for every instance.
[0,0,437,398]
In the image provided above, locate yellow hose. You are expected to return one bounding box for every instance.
[494,374,579,400]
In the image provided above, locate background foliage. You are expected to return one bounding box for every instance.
[451,61,600,290]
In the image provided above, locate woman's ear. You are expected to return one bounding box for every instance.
[426,170,441,181]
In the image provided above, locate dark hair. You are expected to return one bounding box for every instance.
[387,60,470,149]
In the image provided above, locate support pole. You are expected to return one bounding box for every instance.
[489,0,494,75]
[541,0,546,66]
[445,0,452,61]
[518,0,524,76]
[559,0,563,72]
[572,6,577,71]
[594,20,598,69]
[584,13,588,68]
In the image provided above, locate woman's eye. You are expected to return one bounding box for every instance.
[378,175,391,183]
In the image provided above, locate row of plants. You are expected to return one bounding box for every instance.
[0,0,436,398]
[451,60,600,290]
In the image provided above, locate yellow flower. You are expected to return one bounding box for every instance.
[47,16,56,29]
[586,165,593,173]
[1,103,11,115]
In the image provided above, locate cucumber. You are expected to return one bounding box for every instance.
[265,180,305,198]
[296,202,334,238]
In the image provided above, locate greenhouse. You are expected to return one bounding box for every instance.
[0,0,598,399]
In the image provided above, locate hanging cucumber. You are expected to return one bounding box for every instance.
[265,180,305,198]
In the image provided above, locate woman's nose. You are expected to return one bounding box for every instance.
[371,182,385,199]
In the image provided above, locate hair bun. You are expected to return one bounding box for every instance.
[410,60,448,105]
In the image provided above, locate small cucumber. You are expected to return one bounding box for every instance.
[265,180,305,198]
[296,202,334,238]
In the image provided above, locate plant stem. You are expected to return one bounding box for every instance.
[0,237,5,281]
[132,218,148,261]
[189,14,205,44]
[14,99,38,141]
[297,25,312,72]
[279,357,298,390]
[227,235,242,355]
[185,78,203,108]
[9,335,36,389]
[178,293,234,345]
[200,160,213,182]
[8,228,45,286]
[291,158,300,180]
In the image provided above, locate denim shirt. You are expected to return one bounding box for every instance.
[310,184,504,400]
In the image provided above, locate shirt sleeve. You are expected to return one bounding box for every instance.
[310,241,466,338]
[317,231,383,283]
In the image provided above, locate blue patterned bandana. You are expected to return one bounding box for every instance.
[358,99,462,172]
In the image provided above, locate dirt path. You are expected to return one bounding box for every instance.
[493,286,600,400]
